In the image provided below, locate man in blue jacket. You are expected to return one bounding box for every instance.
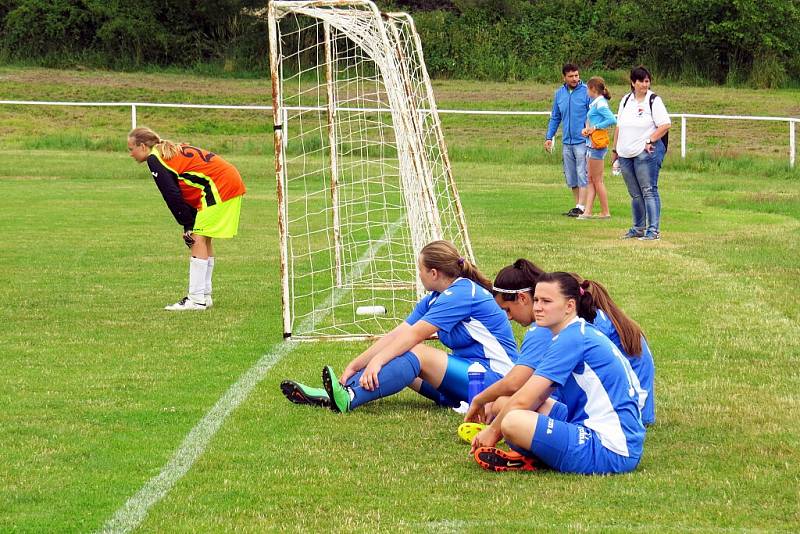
[544,64,590,217]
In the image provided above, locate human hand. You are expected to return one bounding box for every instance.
[359,360,382,391]
[339,364,359,385]
[464,399,485,423]
[470,426,502,454]
[581,127,592,137]
[544,139,553,153]
[183,230,195,248]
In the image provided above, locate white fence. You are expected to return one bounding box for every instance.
[1,99,797,167]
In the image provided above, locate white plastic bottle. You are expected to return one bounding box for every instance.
[612,159,621,176]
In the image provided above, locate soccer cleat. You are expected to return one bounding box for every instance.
[474,447,540,472]
[280,380,330,408]
[164,296,207,311]
[322,365,351,413]
[205,295,213,309]
[457,422,504,445]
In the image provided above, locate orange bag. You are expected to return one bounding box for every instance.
[590,128,609,149]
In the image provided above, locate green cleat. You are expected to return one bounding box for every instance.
[280,380,330,408]
[322,365,351,413]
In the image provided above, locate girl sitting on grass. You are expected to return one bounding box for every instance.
[280,240,520,413]
[470,272,647,474]
[461,260,655,439]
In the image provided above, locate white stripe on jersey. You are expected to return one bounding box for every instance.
[463,319,514,375]
[573,362,630,457]
[594,330,648,413]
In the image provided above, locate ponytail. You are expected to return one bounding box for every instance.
[571,274,644,356]
[587,76,612,102]
[419,240,492,291]
[128,126,183,160]
[492,258,545,301]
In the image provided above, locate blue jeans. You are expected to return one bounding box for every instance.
[618,141,666,235]
[562,143,588,188]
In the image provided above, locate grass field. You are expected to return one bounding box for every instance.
[1,68,799,532]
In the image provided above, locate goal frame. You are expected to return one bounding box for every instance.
[268,0,473,341]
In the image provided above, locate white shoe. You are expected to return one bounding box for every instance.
[205,295,213,309]
[164,296,207,311]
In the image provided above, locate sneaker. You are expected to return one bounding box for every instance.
[620,229,644,240]
[205,295,213,309]
[164,296,207,311]
[457,422,505,445]
[321,366,351,413]
[576,213,595,220]
[638,232,661,241]
[566,207,584,217]
[280,380,330,408]
[474,447,540,472]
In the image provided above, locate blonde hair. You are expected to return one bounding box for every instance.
[128,126,183,160]
[420,240,492,291]
[587,76,611,101]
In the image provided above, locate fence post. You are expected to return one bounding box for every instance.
[131,104,137,130]
[790,120,796,168]
[681,116,686,159]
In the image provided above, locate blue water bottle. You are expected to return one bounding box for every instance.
[467,362,486,404]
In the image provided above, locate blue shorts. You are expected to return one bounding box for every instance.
[436,356,504,404]
[587,146,608,160]
[519,414,640,475]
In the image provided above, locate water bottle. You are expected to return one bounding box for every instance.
[612,159,621,176]
[467,362,486,404]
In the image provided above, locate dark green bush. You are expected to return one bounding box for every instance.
[1,0,798,85]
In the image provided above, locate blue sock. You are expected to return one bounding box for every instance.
[416,379,460,408]
[348,351,421,410]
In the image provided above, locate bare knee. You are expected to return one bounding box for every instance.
[500,409,538,447]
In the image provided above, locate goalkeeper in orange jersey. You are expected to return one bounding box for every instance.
[127,127,246,310]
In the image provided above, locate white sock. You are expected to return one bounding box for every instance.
[189,257,209,304]
[205,256,215,298]
[576,204,585,211]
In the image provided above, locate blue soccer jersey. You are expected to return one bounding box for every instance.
[517,325,553,370]
[592,309,656,425]
[534,319,646,459]
[406,278,518,375]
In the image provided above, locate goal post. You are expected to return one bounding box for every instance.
[269,0,474,340]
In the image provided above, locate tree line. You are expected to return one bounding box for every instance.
[1,0,798,87]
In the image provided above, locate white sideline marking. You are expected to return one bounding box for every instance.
[100,219,405,534]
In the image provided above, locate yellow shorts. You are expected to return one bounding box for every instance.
[193,195,243,238]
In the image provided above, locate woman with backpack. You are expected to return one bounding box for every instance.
[611,66,671,241]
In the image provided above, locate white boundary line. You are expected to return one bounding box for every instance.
[100,219,405,533]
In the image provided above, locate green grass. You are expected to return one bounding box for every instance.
[1,68,799,531]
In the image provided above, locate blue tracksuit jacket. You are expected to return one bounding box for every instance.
[545,82,590,145]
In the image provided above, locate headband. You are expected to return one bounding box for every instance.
[492,286,533,294]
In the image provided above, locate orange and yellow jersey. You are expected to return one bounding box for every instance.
[147,144,245,210]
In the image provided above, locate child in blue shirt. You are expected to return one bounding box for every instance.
[471,272,646,475]
[281,240,519,413]
[464,260,655,429]
[578,76,617,219]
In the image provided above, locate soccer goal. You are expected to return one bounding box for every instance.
[268,0,473,340]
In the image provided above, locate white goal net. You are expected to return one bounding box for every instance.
[269,0,473,340]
